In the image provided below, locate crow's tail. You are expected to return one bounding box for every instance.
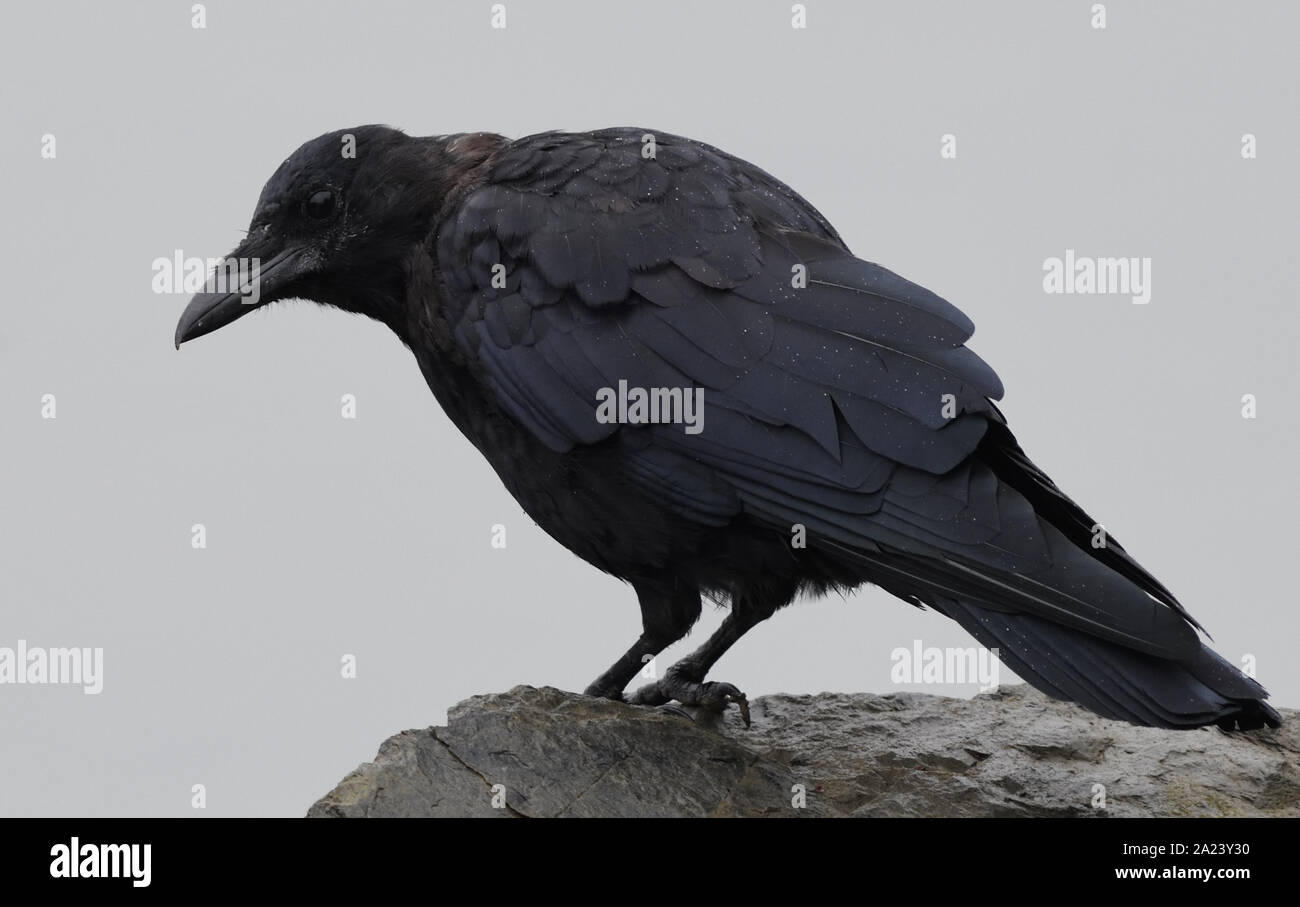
[733,411,1280,731]
[929,595,1281,730]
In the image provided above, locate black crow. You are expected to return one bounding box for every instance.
[176,125,1279,731]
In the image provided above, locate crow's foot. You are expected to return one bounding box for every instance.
[629,666,750,726]
[583,681,626,701]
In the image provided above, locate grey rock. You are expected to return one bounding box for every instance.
[307,684,1298,817]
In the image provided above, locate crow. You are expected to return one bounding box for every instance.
[176,125,1280,731]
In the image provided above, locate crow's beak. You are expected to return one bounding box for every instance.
[174,244,314,348]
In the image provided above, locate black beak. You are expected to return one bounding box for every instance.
[174,244,315,348]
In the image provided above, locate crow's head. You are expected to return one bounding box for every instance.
[175,124,449,347]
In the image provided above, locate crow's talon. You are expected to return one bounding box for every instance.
[629,671,750,726]
[584,682,626,701]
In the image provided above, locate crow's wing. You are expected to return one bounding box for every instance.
[438,129,999,461]
[434,127,1200,658]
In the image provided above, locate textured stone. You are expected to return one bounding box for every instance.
[308,684,1298,818]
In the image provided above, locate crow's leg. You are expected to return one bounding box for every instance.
[628,593,783,726]
[583,581,701,700]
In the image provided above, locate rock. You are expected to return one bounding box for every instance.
[307,684,1299,818]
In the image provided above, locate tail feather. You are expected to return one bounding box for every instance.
[932,596,1281,731]
[737,415,1281,731]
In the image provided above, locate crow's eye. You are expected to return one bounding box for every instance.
[305,189,336,220]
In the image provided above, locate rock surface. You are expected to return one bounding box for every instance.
[307,684,1298,818]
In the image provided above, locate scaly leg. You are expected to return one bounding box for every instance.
[584,580,701,699]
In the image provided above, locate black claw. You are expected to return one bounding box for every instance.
[735,693,751,727]
[629,673,749,725]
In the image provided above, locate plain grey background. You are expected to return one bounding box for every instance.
[1,1,1296,817]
